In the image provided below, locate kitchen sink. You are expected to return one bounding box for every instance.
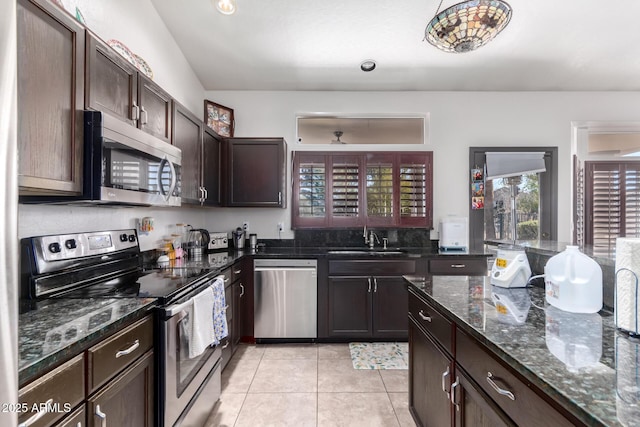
[327,249,406,255]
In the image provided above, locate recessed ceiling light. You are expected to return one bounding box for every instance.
[214,0,236,15]
[360,60,376,72]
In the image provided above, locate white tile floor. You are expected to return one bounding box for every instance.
[205,343,417,427]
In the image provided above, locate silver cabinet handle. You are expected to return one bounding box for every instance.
[95,404,107,427]
[418,310,432,322]
[451,264,466,268]
[441,366,451,398]
[278,191,282,205]
[450,377,460,411]
[221,341,230,349]
[224,276,230,283]
[224,304,229,311]
[239,283,245,297]
[115,339,140,358]
[486,372,515,401]
[373,277,378,293]
[203,187,208,202]
[140,105,148,124]
[18,398,53,427]
[132,102,140,120]
[367,277,372,293]
[234,269,242,275]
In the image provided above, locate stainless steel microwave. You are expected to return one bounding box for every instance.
[22,110,181,206]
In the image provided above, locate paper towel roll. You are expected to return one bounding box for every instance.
[615,333,640,426]
[615,238,640,334]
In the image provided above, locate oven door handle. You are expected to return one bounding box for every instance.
[165,299,193,318]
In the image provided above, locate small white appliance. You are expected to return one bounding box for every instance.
[208,232,228,251]
[439,217,468,253]
[490,245,531,288]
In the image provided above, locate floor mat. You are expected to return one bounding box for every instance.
[348,342,408,370]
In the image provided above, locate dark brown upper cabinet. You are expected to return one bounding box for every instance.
[17,0,85,195]
[223,138,287,207]
[172,100,203,205]
[85,31,172,143]
[292,151,433,229]
[202,127,222,207]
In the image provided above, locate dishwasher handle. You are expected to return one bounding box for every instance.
[254,267,318,272]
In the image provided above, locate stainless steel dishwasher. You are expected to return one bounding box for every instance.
[254,259,317,339]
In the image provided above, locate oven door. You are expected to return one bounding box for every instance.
[162,298,221,427]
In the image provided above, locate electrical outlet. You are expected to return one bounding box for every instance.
[243,222,249,231]
[277,222,284,232]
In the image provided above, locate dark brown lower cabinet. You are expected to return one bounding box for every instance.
[55,406,86,426]
[409,318,452,427]
[87,350,153,427]
[328,277,372,338]
[453,368,514,427]
[409,286,583,427]
[325,259,415,340]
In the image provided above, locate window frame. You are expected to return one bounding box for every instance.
[292,151,433,229]
[468,147,558,252]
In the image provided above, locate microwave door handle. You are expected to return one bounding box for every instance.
[157,156,168,200]
[167,159,177,202]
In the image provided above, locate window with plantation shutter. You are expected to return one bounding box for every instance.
[585,161,640,256]
[292,151,432,229]
[331,157,360,218]
[366,154,394,225]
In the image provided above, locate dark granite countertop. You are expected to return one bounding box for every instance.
[219,246,488,259]
[404,274,635,427]
[19,297,156,386]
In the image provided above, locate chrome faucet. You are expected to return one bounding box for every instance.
[368,231,380,249]
[363,225,368,245]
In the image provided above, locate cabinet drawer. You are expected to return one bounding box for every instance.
[429,257,487,275]
[18,354,85,427]
[231,262,244,282]
[408,288,453,355]
[456,329,575,427]
[329,259,416,276]
[88,315,153,393]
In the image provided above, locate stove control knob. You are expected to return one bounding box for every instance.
[48,242,61,253]
[120,233,128,242]
[64,239,77,250]
[128,234,136,242]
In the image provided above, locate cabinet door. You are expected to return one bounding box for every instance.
[87,351,153,427]
[138,74,172,143]
[17,0,85,195]
[232,279,244,347]
[327,277,372,337]
[55,405,85,427]
[452,368,514,427]
[372,276,408,339]
[202,127,222,206]
[85,31,138,127]
[224,138,286,207]
[409,319,453,427]
[398,152,433,228]
[172,101,203,205]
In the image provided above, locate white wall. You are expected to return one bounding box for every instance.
[204,90,640,242]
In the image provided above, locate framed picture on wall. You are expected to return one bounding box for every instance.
[204,100,234,137]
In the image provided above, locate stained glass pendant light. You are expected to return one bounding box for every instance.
[425,0,512,53]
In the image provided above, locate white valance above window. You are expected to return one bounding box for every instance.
[485,152,546,180]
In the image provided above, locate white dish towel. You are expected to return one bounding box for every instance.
[188,286,216,359]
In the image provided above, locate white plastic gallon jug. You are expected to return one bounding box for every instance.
[544,246,602,313]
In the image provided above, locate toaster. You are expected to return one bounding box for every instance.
[208,232,228,250]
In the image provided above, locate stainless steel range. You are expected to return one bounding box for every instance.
[20,229,225,427]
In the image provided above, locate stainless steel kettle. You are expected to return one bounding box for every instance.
[232,227,245,250]
[187,228,210,258]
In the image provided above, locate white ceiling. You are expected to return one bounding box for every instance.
[150,0,640,91]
